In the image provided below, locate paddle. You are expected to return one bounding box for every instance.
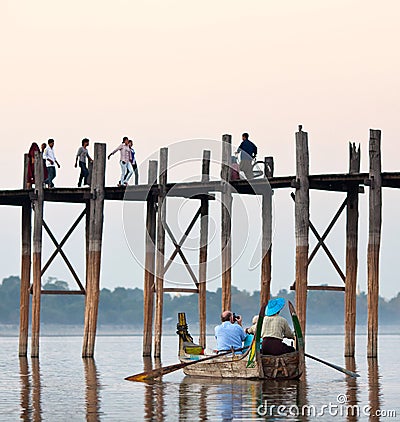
[287,301,359,378]
[125,347,245,382]
[305,353,360,378]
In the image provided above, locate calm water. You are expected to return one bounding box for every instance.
[0,334,399,421]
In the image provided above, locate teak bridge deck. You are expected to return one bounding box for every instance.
[1,128,392,359]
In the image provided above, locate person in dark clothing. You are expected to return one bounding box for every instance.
[26,143,40,188]
[236,133,257,179]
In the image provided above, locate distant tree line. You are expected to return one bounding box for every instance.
[0,276,399,326]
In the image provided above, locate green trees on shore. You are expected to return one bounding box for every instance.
[0,276,399,326]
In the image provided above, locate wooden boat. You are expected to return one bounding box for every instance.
[177,305,304,380]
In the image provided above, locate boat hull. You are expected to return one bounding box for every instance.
[181,351,301,380]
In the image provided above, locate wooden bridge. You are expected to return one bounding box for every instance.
[2,128,393,359]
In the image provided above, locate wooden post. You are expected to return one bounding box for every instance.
[367,129,382,358]
[82,143,106,358]
[260,157,274,305]
[198,150,210,348]
[154,148,168,358]
[31,151,44,357]
[294,127,309,337]
[344,143,360,357]
[221,134,232,311]
[143,160,158,357]
[19,154,31,356]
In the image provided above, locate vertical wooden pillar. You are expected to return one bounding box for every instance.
[154,148,168,358]
[294,127,309,338]
[198,150,210,348]
[344,143,360,357]
[143,160,158,357]
[221,134,232,311]
[31,151,44,357]
[367,129,382,358]
[82,143,106,358]
[260,157,274,305]
[19,154,31,356]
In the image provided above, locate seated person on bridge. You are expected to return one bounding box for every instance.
[215,311,246,352]
[261,298,296,356]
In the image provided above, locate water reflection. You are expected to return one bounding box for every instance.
[19,358,41,421]
[142,358,166,421]
[174,376,309,421]
[368,359,381,421]
[31,358,42,422]
[19,357,31,421]
[83,358,101,422]
[345,357,359,422]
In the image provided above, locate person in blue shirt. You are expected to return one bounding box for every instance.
[215,311,246,352]
[236,133,257,179]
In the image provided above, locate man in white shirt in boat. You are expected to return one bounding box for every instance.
[214,311,246,352]
[261,298,296,356]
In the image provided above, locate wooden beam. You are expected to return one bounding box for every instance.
[42,220,85,292]
[143,160,158,357]
[41,209,86,276]
[164,221,199,286]
[19,154,31,357]
[31,151,44,357]
[345,142,360,357]
[294,126,309,338]
[82,143,106,358]
[164,288,199,293]
[261,156,274,305]
[199,150,210,348]
[221,134,232,311]
[154,148,168,358]
[41,290,85,295]
[163,207,202,274]
[367,130,382,358]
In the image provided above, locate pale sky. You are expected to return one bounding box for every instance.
[1,0,400,299]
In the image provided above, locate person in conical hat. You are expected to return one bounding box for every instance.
[261,298,296,356]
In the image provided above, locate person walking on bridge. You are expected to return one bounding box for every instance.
[108,137,133,186]
[75,138,93,187]
[43,139,61,188]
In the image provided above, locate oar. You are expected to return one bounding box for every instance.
[125,347,245,382]
[305,353,360,378]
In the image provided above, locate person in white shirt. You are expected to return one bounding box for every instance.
[43,139,61,188]
[108,137,133,186]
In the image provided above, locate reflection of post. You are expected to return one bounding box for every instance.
[153,364,165,422]
[221,134,232,311]
[345,357,358,422]
[198,385,208,422]
[19,357,30,421]
[19,154,31,357]
[368,358,381,420]
[143,358,154,421]
[143,161,158,357]
[154,148,168,358]
[31,151,44,358]
[31,358,42,421]
[84,358,100,422]
[199,150,210,348]
[260,156,274,305]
